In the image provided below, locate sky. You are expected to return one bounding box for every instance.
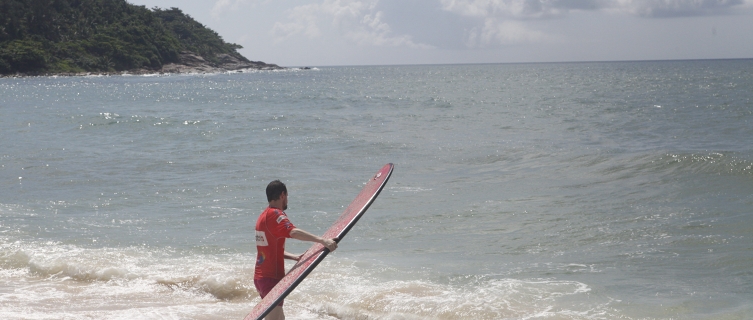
[126,0,753,67]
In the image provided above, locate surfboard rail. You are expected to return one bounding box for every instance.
[243,163,394,320]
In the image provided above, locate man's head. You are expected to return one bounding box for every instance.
[266,180,288,210]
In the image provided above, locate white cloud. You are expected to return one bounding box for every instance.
[345,11,433,48]
[440,0,573,19]
[209,0,269,19]
[271,3,323,42]
[465,18,551,47]
[614,0,748,17]
[438,0,751,46]
[436,0,558,46]
[212,0,243,18]
[440,0,751,18]
[320,0,372,23]
[211,0,273,19]
[271,0,431,48]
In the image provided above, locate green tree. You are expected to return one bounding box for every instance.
[0,39,48,73]
[0,0,250,75]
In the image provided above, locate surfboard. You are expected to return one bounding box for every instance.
[243,163,394,320]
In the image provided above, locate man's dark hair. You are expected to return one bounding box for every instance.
[266,180,287,202]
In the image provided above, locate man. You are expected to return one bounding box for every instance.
[254,180,338,320]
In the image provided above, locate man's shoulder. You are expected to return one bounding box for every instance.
[262,207,284,217]
[259,207,290,223]
[257,207,295,237]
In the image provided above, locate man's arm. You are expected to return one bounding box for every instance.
[289,228,338,252]
[284,251,301,261]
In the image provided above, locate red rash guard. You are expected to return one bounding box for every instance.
[254,207,296,280]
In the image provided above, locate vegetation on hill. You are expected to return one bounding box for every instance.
[0,0,250,75]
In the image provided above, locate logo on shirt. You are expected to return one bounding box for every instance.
[276,215,286,224]
[255,230,269,246]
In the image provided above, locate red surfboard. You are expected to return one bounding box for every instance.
[243,163,394,320]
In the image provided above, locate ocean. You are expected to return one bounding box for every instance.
[1,60,751,319]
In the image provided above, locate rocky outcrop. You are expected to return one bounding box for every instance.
[159,51,283,74]
[1,51,285,77]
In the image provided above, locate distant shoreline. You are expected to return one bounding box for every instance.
[1,51,285,78]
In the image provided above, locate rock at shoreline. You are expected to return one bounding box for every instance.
[1,51,285,77]
[158,51,283,74]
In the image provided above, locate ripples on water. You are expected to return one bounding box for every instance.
[1,60,752,319]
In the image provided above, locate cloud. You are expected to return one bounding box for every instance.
[271,0,431,48]
[269,0,752,51]
[615,0,748,17]
[212,0,244,18]
[436,0,752,48]
[271,3,324,42]
[465,19,552,47]
[440,0,597,19]
[346,10,434,48]
[209,0,269,19]
[211,0,273,18]
[440,0,750,18]
[435,0,563,47]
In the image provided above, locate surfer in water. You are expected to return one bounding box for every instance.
[254,180,338,320]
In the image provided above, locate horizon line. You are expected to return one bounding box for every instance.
[284,57,753,68]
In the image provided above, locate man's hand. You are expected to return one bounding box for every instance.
[290,228,339,252]
[321,238,338,252]
[284,251,302,261]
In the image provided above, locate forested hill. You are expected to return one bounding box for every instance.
[0,0,278,75]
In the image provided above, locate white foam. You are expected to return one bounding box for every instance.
[0,240,621,319]
[0,240,260,317]
[281,260,616,319]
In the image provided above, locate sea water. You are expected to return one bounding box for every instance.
[1,60,752,319]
